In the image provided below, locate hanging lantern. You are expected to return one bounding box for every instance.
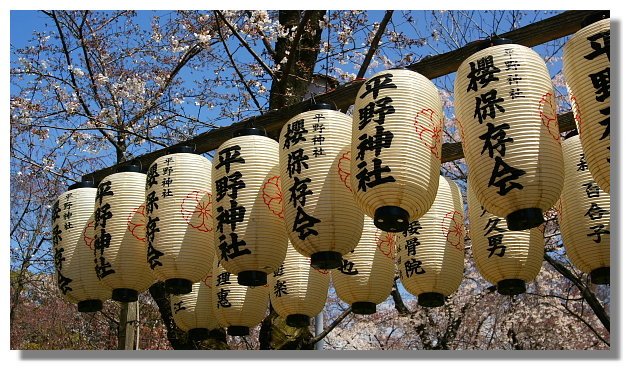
[395,175,465,307]
[51,181,111,312]
[268,241,329,327]
[558,134,610,284]
[351,68,443,233]
[331,215,395,314]
[562,12,610,194]
[93,163,155,302]
[467,183,544,295]
[212,125,287,286]
[279,103,364,269]
[454,39,564,230]
[211,259,269,336]
[145,146,215,295]
[170,269,223,341]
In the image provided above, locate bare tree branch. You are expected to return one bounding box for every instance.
[356,10,394,79]
[215,11,278,82]
[308,306,353,346]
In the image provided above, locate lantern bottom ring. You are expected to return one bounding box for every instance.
[112,288,139,303]
[165,278,193,295]
[506,208,544,231]
[311,251,343,270]
[77,299,103,313]
[374,206,409,233]
[496,279,526,296]
[227,326,250,336]
[418,292,445,308]
[286,314,311,327]
[590,267,610,285]
[187,328,210,341]
[352,302,377,315]
[209,328,226,341]
[237,271,268,286]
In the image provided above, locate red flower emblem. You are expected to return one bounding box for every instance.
[127,204,147,242]
[337,151,352,192]
[538,92,560,141]
[181,190,214,232]
[375,229,396,259]
[83,220,95,250]
[414,108,443,159]
[441,210,464,251]
[262,175,284,219]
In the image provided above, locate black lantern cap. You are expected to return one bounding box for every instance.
[590,267,610,285]
[496,279,526,296]
[112,288,139,303]
[352,302,376,315]
[304,101,335,112]
[227,326,250,336]
[166,144,196,155]
[237,271,268,287]
[564,129,579,140]
[78,299,103,313]
[115,160,144,174]
[286,314,311,328]
[418,292,445,308]
[311,251,342,270]
[474,36,513,52]
[188,328,210,341]
[69,180,96,190]
[233,119,267,137]
[374,206,409,233]
[165,278,193,295]
[582,10,610,28]
[506,208,544,231]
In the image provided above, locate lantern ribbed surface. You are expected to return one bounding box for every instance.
[170,269,220,334]
[454,43,564,230]
[467,183,544,295]
[562,18,610,194]
[267,241,329,327]
[558,135,610,284]
[52,187,111,312]
[94,171,155,301]
[212,134,287,286]
[279,108,364,269]
[331,215,395,314]
[145,152,214,294]
[351,69,442,233]
[211,260,269,335]
[395,176,464,307]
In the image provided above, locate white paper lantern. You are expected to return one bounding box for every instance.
[280,103,364,269]
[211,259,269,336]
[170,269,222,341]
[558,134,610,284]
[93,165,156,302]
[352,69,443,233]
[145,146,214,294]
[52,182,111,312]
[395,175,465,307]
[331,215,395,314]
[467,182,544,295]
[454,40,564,230]
[268,241,330,327]
[562,13,610,193]
[212,126,288,286]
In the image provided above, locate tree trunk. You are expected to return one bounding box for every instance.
[117,302,137,350]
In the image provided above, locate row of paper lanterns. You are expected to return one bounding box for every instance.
[51,15,610,330]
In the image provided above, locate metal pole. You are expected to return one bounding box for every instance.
[314,311,324,350]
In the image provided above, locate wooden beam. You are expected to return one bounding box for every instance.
[84,10,592,183]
